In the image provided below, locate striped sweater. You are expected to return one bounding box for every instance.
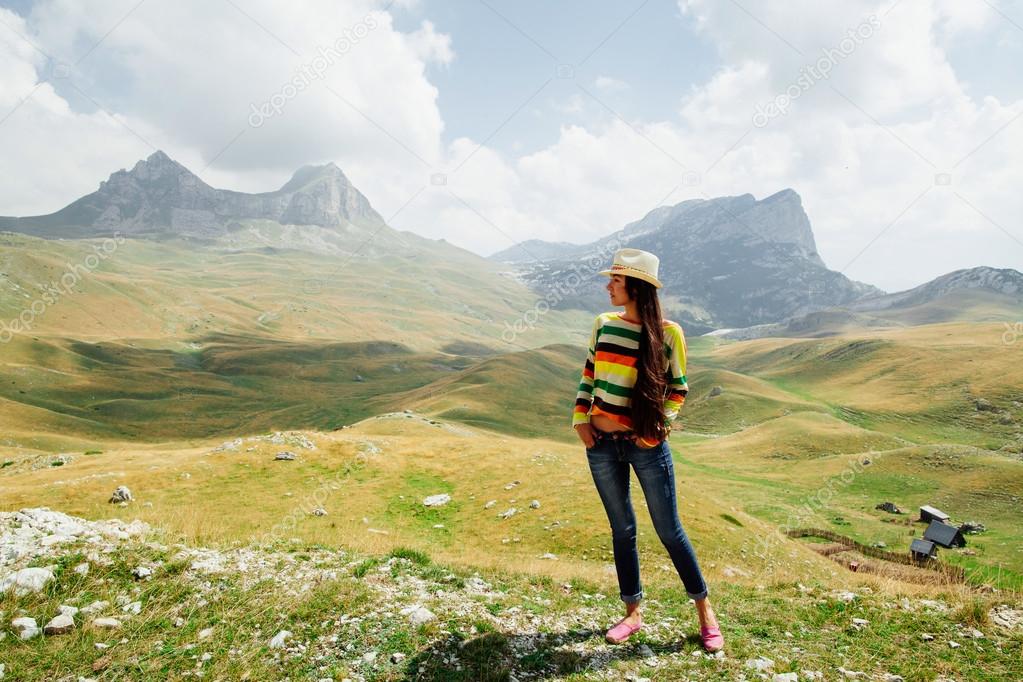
[572,312,689,445]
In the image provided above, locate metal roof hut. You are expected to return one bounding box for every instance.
[923,520,966,548]
[910,538,938,560]
[919,505,950,523]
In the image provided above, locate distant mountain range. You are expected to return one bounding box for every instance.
[709,266,1023,340]
[2,152,1018,336]
[492,190,883,333]
[0,151,384,240]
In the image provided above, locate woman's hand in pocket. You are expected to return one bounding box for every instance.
[575,423,597,448]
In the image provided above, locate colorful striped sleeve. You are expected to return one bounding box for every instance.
[571,314,602,426]
[662,323,688,424]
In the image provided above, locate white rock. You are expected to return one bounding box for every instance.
[95,642,110,650]
[882,674,905,682]
[746,657,775,672]
[851,617,869,630]
[132,566,152,579]
[122,601,142,615]
[43,613,75,635]
[773,674,799,682]
[484,500,496,509]
[920,633,934,641]
[529,500,540,509]
[311,507,327,516]
[92,617,122,630]
[0,567,55,595]
[174,617,185,627]
[362,651,377,663]
[948,640,960,648]
[498,508,517,519]
[198,627,214,640]
[274,451,296,461]
[81,600,109,615]
[391,652,406,663]
[423,494,451,507]
[269,630,291,648]
[73,562,90,576]
[833,591,857,602]
[0,662,4,679]
[969,628,984,639]
[539,553,558,560]
[802,673,823,680]
[109,486,133,503]
[402,605,436,626]
[58,605,79,618]
[12,616,40,640]
[838,667,866,679]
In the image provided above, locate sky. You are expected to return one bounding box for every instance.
[0,0,1021,292]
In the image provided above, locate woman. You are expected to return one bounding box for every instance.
[572,247,723,652]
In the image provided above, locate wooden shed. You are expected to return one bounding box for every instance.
[919,505,950,524]
[923,520,966,548]
[910,538,938,560]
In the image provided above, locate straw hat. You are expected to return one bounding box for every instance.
[599,248,663,289]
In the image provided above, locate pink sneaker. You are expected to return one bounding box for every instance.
[700,624,724,652]
[605,617,642,644]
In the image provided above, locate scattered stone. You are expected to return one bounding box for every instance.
[746,656,775,672]
[529,500,541,509]
[483,500,496,509]
[708,385,723,398]
[833,591,857,602]
[73,562,90,576]
[109,486,133,503]
[802,673,823,680]
[92,617,122,630]
[539,553,557,560]
[423,494,451,507]
[881,674,904,682]
[920,633,934,641]
[311,507,327,516]
[274,451,296,461]
[503,480,520,490]
[960,521,986,534]
[122,601,141,615]
[132,566,152,580]
[851,617,869,630]
[990,605,1023,629]
[362,651,377,663]
[81,601,109,616]
[173,617,185,628]
[58,605,79,618]
[402,605,436,626]
[0,566,54,595]
[12,616,40,640]
[773,674,798,682]
[390,652,406,664]
[43,613,75,635]
[637,644,655,658]
[269,630,292,649]
[837,668,866,679]
[975,398,996,412]
[948,640,960,648]
[498,508,518,519]
[969,628,984,639]
[198,627,214,640]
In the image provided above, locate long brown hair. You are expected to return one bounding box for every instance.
[625,276,667,442]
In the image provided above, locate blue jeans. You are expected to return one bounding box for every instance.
[585,430,709,603]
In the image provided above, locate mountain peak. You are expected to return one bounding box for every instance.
[278,161,351,194]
